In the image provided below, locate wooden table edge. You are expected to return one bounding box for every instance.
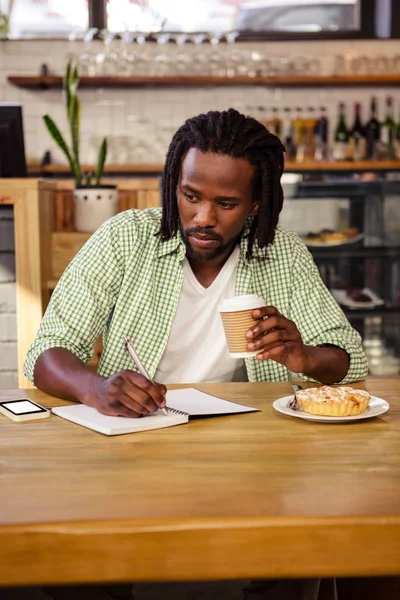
[1,515,400,586]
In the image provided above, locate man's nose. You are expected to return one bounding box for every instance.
[194,201,217,228]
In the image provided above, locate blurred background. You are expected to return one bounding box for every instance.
[1,0,400,386]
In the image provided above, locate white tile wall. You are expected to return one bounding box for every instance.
[1,38,400,165]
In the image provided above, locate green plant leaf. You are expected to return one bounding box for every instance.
[44,59,83,186]
[96,138,108,185]
[64,59,73,123]
[69,95,82,183]
[65,60,72,89]
[65,61,79,137]
[66,62,78,137]
[68,63,81,183]
[43,115,81,185]
[71,65,80,94]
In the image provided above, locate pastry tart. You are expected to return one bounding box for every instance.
[295,385,371,417]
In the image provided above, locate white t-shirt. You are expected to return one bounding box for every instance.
[154,246,247,384]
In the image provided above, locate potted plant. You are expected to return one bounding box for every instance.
[43,60,118,232]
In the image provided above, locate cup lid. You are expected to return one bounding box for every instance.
[218,294,265,313]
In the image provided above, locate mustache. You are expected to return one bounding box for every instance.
[185,227,222,242]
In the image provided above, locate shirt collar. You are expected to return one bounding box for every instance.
[157,229,186,259]
[156,217,277,261]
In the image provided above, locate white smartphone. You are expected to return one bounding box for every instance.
[0,398,50,422]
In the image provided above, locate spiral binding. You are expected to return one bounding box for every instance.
[166,406,188,417]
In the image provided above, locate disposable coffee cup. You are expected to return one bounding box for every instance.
[218,294,265,358]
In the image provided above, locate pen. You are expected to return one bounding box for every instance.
[122,335,169,416]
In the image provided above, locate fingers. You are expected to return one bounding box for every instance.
[256,344,291,361]
[244,307,303,363]
[102,383,156,416]
[247,328,294,352]
[92,370,168,418]
[247,314,297,343]
[122,371,167,411]
[105,370,166,415]
[251,306,280,320]
[97,397,144,418]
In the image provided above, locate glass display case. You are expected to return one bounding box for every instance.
[281,166,400,375]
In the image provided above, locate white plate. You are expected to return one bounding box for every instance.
[331,287,384,309]
[304,233,364,247]
[273,395,390,423]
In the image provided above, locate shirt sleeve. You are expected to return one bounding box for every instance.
[288,238,368,384]
[23,219,125,384]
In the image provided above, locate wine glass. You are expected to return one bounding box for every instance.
[134,32,151,76]
[66,30,84,67]
[96,30,118,76]
[208,32,223,77]
[189,33,208,76]
[224,30,240,77]
[77,28,98,77]
[118,30,137,76]
[171,33,190,76]
[153,32,172,77]
[248,50,263,78]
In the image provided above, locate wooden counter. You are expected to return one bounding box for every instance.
[0,379,399,587]
[0,180,54,388]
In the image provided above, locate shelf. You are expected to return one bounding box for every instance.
[289,161,400,173]
[297,179,400,198]
[28,163,164,176]
[8,74,400,89]
[304,246,400,259]
[343,306,400,318]
[27,160,400,177]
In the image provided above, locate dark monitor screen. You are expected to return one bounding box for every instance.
[0,103,27,177]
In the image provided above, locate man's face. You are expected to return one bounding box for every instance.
[178,149,259,262]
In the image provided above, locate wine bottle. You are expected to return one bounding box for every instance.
[293,107,304,148]
[257,105,268,127]
[294,107,306,163]
[304,106,317,161]
[349,103,366,162]
[315,106,329,161]
[396,105,400,160]
[282,107,296,161]
[381,96,396,160]
[365,97,381,160]
[333,102,349,161]
[269,107,282,138]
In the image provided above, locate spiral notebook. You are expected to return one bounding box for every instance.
[52,387,259,436]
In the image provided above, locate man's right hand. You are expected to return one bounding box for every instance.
[85,370,167,418]
[33,349,167,418]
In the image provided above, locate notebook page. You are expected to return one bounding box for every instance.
[52,404,188,436]
[166,388,258,417]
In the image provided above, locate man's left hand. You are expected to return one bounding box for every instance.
[246,306,312,374]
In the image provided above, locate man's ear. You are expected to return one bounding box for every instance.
[250,199,261,216]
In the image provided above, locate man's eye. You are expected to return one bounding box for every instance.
[219,202,235,210]
[184,192,197,202]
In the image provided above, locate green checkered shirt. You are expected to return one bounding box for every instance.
[24,208,368,384]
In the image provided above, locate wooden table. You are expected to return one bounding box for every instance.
[0,379,399,588]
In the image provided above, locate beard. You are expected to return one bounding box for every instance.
[180,224,236,262]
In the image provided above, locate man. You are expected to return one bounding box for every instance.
[24,108,367,599]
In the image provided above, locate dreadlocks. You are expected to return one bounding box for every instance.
[160,108,285,258]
